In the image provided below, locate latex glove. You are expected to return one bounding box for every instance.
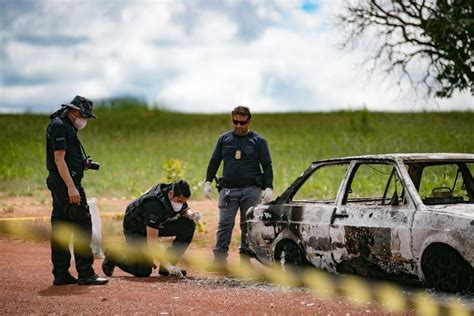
[262,188,273,203]
[164,263,184,278]
[203,181,212,199]
[190,211,202,222]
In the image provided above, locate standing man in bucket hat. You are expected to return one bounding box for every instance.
[46,95,108,286]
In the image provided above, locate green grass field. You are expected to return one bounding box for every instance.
[1,100,473,199]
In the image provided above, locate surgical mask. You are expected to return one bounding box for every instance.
[170,199,183,212]
[74,117,88,129]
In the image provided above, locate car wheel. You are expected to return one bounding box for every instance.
[276,241,305,270]
[421,245,473,293]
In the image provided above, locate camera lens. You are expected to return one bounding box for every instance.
[89,162,100,170]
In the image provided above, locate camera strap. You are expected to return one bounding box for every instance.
[79,140,89,160]
[71,127,88,160]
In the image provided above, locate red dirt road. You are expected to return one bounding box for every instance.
[0,197,410,315]
[0,237,409,315]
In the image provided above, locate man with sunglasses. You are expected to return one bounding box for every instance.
[101,180,201,278]
[204,106,273,269]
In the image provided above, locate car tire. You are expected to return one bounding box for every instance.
[276,241,305,270]
[421,244,473,293]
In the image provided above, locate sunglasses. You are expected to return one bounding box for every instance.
[232,119,249,126]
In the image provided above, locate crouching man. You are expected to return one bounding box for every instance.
[102,180,201,278]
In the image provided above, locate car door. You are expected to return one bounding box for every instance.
[285,162,350,272]
[329,160,417,278]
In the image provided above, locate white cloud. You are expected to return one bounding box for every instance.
[191,11,238,43]
[1,0,472,113]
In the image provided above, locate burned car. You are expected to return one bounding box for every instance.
[247,153,474,292]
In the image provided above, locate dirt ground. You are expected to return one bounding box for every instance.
[0,196,413,315]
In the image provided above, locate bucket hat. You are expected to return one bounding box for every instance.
[62,95,97,118]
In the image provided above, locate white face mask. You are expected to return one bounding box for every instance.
[170,199,183,212]
[74,117,88,129]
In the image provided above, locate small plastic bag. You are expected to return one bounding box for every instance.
[88,197,104,258]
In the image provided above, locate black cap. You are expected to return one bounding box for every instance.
[62,95,97,118]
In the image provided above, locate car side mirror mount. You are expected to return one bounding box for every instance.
[390,192,399,206]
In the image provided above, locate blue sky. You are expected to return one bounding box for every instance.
[0,0,472,113]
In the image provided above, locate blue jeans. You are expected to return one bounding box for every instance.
[213,186,261,258]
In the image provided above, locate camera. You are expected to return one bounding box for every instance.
[84,156,101,171]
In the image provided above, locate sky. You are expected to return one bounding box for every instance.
[1,0,472,114]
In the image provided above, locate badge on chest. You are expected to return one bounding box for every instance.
[235,150,242,160]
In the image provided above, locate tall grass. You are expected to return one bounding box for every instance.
[0,100,473,199]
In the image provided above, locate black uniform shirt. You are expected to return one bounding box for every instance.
[46,115,84,179]
[123,185,188,235]
[143,199,167,230]
[205,130,273,189]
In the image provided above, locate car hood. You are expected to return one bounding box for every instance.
[427,204,474,219]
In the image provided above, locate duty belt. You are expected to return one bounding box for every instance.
[223,179,256,189]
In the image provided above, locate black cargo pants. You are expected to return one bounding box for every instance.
[115,216,196,277]
[47,176,95,279]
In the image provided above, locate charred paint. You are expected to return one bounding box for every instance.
[344,227,392,257]
[308,236,332,251]
[336,256,419,283]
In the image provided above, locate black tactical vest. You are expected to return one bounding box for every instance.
[124,183,176,232]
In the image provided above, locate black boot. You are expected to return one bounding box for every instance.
[53,273,77,286]
[78,274,108,285]
[206,251,228,273]
[101,253,115,277]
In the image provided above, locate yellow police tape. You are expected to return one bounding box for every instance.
[0,196,133,209]
[0,212,123,222]
[0,217,472,316]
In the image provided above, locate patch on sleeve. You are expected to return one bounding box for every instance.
[51,126,67,151]
[53,137,66,150]
[148,214,161,225]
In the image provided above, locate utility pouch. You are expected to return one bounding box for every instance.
[64,200,91,221]
[214,176,224,193]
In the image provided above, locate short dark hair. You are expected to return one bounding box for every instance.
[172,180,191,198]
[232,106,251,119]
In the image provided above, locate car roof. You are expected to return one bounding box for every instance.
[313,153,474,164]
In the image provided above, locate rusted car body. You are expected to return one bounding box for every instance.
[246,153,474,292]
